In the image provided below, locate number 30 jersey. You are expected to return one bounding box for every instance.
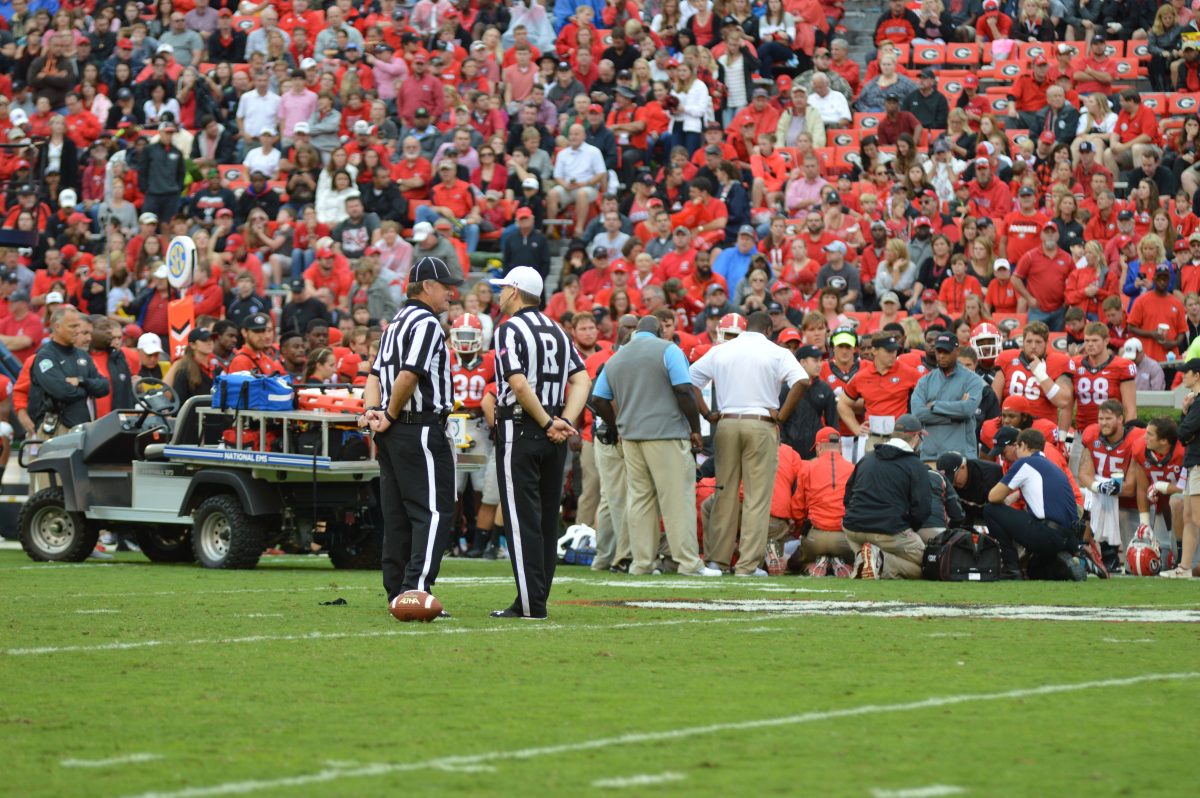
[450,351,496,410]
[1067,354,1135,430]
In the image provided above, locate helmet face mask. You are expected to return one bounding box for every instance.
[450,313,483,354]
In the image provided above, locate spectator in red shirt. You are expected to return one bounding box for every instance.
[1014,222,1074,330]
[304,246,354,304]
[1106,88,1163,173]
[186,260,226,319]
[876,91,922,146]
[0,291,44,366]
[975,0,1013,42]
[985,259,1022,313]
[1072,35,1118,95]
[1127,265,1187,362]
[966,157,1013,217]
[414,159,483,253]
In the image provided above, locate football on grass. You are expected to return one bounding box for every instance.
[389,591,443,622]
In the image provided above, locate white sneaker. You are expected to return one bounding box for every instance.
[681,564,723,577]
[706,560,723,571]
[734,567,768,577]
[853,543,882,580]
[1159,565,1194,579]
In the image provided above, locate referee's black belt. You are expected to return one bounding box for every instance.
[395,410,448,426]
[496,406,563,422]
[1039,519,1073,535]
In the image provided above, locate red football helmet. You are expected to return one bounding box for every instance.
[1126,525,1162,576]
[449,313,484,354]
[970,322,1002,367]
[717,313,747,343]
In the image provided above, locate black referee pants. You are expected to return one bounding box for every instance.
[496,419,568,618]
[984,503,1075,572]
[376,422,456,601]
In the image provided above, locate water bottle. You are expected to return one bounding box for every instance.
[1167,351,1177,363]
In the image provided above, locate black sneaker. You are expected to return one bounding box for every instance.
[464,548,483,559]
[482,543,499,560]
[999,568,1024,581]
[438,610,453,619]
[610,558,631,574]
[489,607,547,620]
[1056,551,1087,582]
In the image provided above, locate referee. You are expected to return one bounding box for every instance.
[489,266,592,619]
[360,256,461,610]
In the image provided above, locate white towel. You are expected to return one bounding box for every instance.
[1089,489,1122,547]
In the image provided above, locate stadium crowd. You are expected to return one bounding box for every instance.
[3,0,1200,578]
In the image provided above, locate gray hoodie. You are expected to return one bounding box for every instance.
[910,362,983,460]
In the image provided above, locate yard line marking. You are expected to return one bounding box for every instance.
[872,786,965,798]
[62,753,162,768]
[3,616,784,657]
[17,562,122,570]
[75,609,121,614]
[603,598,1200,623]
[593,772,686,789]
[120,671,1198,798]
[926,632,972,638]
[241,613,284,618]
[1102,637,1156,644]
[7,586,379,601]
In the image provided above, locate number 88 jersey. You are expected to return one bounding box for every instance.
[1068,354,1136,431]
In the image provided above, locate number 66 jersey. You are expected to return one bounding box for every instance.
[1067,354,1136,431]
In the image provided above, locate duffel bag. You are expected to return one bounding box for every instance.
[922,528,1001,582]
[212,372,295,412]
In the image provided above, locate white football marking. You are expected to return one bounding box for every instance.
[119,671,1197,798]
[1102,637,1156,644]
[62,753,162,768]
[424,594,434,609]
[592,772,686,789]
[871,787,966,798]
[75,609,120,614]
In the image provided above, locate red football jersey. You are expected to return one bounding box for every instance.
[450,351,495,410]
[997,351,1070,423]
[1134,435,1185,512]
[1081,423,1141,480]
[1067,354,1136,431]
[898,350,935,377]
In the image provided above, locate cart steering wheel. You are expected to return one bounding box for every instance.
[132,378,180,428]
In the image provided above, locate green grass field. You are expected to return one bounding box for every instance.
[2,547,1198,798]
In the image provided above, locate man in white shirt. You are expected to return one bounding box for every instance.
[236,72,282,150]
[807,73,852,129]
[547,123,607,239]
[243,7,290,60]
[689,311,809,576]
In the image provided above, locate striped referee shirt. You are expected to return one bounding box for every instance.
[495,308,585,410]
[371,300,452,413]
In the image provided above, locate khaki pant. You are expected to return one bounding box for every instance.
[711,419,779,575]
[917,527,945,545]
[623,438,703,574]
[844,529,925,579]
[576,439,600,528]
[592,438,631,569]
[799,528,856,564]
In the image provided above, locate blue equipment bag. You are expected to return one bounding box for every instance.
[212,373,295,411]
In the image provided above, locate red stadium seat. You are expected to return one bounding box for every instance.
[911,43,946,66]
[1140,93,1167,114]
[993,312,1029,337]
[1015,42,1052,63]
[832,145,861,173]
[232,15,260,33]
[1130,41,1150,61]
[829,128,860,148]
[945,43,982,68]
[937,75,965,106]
[853,112,884,131]
[992,60,1022,82]
[1169,94,1200,115]
[1005,129,1032,151]
[218,164,248,191]
[1111,57,1141,81]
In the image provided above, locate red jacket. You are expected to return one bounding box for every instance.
[792,448,855,531]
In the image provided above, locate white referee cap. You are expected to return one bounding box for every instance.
[490,265,543,297]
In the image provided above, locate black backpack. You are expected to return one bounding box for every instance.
[922,528,1001,582]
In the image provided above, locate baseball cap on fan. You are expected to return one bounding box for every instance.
[490,265,544,297]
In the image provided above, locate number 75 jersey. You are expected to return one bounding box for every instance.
[1067,354,1136,431]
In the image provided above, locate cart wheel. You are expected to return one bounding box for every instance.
[135,527,197,563]
[191,494,265,569]
[19,487,98,562]
[328,523,383,570]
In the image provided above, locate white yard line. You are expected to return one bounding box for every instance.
[62,753,162,768]
[75,609,121,614]
[1102,637,1156,644]
[3,615,788,657]
[118,671,1198,798]
[593,772,686,788]
[872,786,965,798]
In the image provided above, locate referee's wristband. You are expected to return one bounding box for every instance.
[543,417,555,431]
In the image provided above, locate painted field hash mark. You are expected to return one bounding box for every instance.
[872,787,965,798]
[570,598,1200,623]
[62,753,162,768]
[593,771,686,788]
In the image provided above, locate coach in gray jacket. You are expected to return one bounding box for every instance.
[591,316,721,577]
[910,332,983,461]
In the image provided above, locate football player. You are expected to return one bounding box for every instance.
[1066,321,1137,476]
[1078,399,1145,572]
[1130,417,1186,570]
[449,313,496,556]
[993,320,1073,430]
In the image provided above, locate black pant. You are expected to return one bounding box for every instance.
[142,192,182,224]
[983,503,1074,571]
[376,422,455,600]
[496,418,569,618]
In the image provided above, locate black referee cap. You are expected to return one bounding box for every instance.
[989,426,1020,457]
[409,256,463,286]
